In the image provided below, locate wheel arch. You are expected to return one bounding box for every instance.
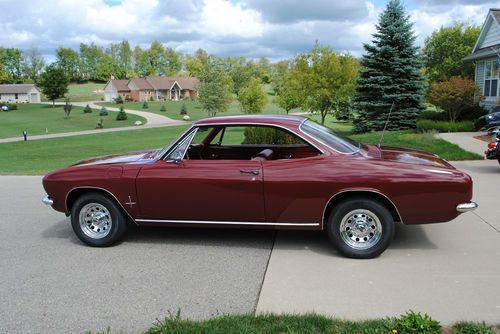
[65,186,137,225]
[322,190,402,229]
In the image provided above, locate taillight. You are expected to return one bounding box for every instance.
[488,142,498,149]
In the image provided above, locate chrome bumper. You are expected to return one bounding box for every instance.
[42,194,54,206]
[456,201,478,213]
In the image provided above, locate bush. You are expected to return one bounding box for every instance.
[96,118,104,129]
[385,311,441,334]
[160,104,166,112]
[0,102,17,111]
[419,110,448,121]
[416,119,474,132]
[451,321,497,334]
[180,103,187,115]
[115,95,123,104]
[99,107,108,116]
[83,104,92,113]
[243,127,304,145]
[142,101,148,109]
[116,106,127,121]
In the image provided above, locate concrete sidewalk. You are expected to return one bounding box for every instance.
[257,160,500,324]
[438,132,488,157]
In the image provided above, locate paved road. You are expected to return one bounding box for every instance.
[0,176,274,333]
[257,160,500,324]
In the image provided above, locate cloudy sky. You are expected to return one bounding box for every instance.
[0,0,496,60]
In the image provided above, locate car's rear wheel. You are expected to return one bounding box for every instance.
[326,197,394,259]
[71,192,127,247]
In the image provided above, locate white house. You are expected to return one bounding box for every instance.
[464,8,500,111]
[0,84,41,103]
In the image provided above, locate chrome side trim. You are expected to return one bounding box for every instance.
[135,219,319,227]
[456,201,478,213]
[65,186,138,225]
[42,194,54,206]
[321,189,404,229]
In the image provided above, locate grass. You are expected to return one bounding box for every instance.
[84,312,500,334]
[0,103,146,139]
[41,82,105,102]
[351,130,483,161]
[0,125,188,174]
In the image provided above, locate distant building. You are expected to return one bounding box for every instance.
[103,76,199,102]
[464,8,500,111]
[0,84,41,103]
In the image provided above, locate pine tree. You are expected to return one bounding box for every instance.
[353,0,425,133]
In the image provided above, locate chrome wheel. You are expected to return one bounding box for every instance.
[339,209,382,250]
[79,203,112,239]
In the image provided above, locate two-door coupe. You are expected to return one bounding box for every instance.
[42,115,477,258]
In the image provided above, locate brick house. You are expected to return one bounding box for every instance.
[103,76,199,102]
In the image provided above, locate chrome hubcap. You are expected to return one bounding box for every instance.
[79,203,112,239]
[340,209,382,250]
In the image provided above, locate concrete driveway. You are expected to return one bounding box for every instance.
[257,160,500,324]
[0,176,274,333]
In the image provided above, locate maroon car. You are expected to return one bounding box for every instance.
[42,115,477,258]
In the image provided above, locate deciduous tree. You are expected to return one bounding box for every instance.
[422,22,480,82]
[427,76,482,122]
[238,77,267,114]
[22,47,45,83]
[38,64,69,107]
[198,57,233,117]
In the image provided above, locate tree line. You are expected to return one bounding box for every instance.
[1,0,483,132]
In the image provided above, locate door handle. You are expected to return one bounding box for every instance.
[240,169,259,175]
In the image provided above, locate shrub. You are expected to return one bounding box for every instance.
[160,104,167,112]
[115,95,123,104]
[0,102,17,111]
[116,106,127,121]
[427,76,483,122]
[419,110,448,121]
[335,99,353,121]
[142,101,148,109]
[416,119,474,132]
[95,118,104,129]
[243,127,304,145]
[180,103,187,115]
[83,104,92,113]
[99,107,108,116]
[385,311,441,334]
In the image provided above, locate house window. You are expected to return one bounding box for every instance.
[15,93,18,100]
[484,60,499,97]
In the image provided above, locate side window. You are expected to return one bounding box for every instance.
[215,126,306,146]
[166,131,196,161]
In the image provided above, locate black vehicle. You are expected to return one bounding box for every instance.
[476,106,500,130]
[485,128,500,164]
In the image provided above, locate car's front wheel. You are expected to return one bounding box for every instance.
[71,192,127,247]
[326,197,394,259]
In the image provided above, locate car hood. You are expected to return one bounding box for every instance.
[72,149,159,167]
[365,145,454,169]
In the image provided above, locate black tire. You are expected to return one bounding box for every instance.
[326,197,394,259]
[70,192,128,247]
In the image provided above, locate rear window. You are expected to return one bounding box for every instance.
[300,120,359,154]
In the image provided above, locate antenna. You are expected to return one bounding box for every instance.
[378,101,395,148]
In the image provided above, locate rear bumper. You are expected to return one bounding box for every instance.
[42,194,54,206]
[456,201,478,213]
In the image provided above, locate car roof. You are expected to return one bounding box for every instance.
[193,114,307,128]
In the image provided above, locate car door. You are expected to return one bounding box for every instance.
[135,129,265,223]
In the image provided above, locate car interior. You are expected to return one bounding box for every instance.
[184,125,321,161]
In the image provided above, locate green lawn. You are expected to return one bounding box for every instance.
[0,125,188,174]
[351,130,483,161]
[0,104,146,139]
[85,312,500,334]
[41,82,105,102]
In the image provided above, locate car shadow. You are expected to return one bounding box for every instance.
[272,223,437,257]
[43,220,436,253]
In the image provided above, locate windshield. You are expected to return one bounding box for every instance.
[300,120,360,154]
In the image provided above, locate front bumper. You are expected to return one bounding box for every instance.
[42,194,54,206]
[456,201,478,213]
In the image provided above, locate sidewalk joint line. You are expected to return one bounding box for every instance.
[253,230,276,314]
[472,212,500,234]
